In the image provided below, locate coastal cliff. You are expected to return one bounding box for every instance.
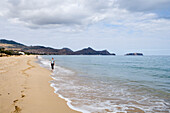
[0,39,115,55]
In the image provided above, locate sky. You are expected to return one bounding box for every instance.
[0,0,170,55]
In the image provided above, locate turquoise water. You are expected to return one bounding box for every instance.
[40,55,170,113]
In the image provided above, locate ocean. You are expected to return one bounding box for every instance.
[38,55,170,113]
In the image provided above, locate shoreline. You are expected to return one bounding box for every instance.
[39,55,170,113]
[0,55,80,113]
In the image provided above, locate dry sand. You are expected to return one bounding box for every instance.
[0,55,80,113]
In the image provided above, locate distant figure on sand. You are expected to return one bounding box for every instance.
[51,58,55,70]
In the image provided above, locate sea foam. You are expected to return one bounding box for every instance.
[38,55,170,113]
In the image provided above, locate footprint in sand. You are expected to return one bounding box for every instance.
[11,91,25,113]
[13,99,18,103]
[24,87,30,89]
[14,106,22,113]
[21,94,25,98]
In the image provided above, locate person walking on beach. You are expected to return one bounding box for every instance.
[51,58,55,70]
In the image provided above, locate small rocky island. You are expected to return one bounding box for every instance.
[125,53,143,56]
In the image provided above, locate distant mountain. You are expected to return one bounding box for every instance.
[125,53,143,56]
[22,46,59,55]
[0,39,25,46]
[22,46,74,55]
[74,47,115,55]
[0,39,116,55]
[57,48,74,55]
[0,39,26,51]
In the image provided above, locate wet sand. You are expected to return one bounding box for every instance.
[0,55,80,113]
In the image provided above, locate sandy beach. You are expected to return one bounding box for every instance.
[0,55,79,113]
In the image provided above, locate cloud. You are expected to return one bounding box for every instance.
[116,0,170,19]
[0,0,116,29]
[0,0,169,30]
[0,0,170,38]
[117,0,170,12]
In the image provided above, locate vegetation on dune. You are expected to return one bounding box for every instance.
[0,47,21,56]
